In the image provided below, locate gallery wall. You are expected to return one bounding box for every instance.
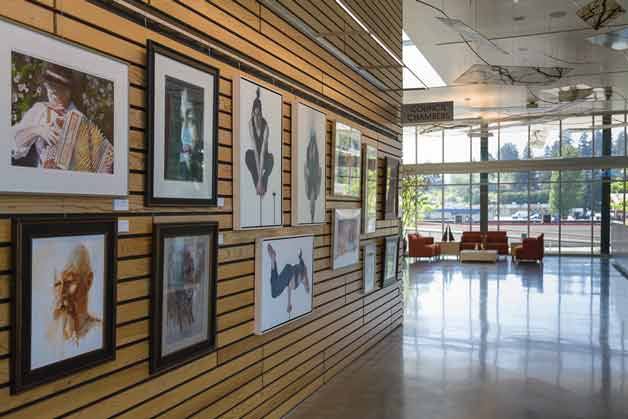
[0,0,403,417]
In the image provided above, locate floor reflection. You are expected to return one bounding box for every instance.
[289,257,628,419]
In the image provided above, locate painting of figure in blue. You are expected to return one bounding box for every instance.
[255,235,314,334]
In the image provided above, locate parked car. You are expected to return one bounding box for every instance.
[511,211,528,220]
[529,213,541,222]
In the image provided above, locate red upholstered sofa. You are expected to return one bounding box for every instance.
[485,231,508,255]
[513,234,544,263]
[461,232,483,250]
[408,234,440,261]
[461,231,509,255]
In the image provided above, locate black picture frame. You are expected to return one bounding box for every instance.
[382,236,399,288]
[150,222,218,374]
[384,157,400,220]
[11,217,117,394]
[145,40,220,207]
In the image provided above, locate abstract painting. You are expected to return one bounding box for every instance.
[362,144,377,233]
[332,208,361,270]
[255,235,314,334]
[235,77,283,229]
[362,243,377,294]
[0,20,128,196]
[292,102,326,225]
[151,222,217,373]
[382,236,399,288]
[146,41,219,206]
[332,122,361,198]
[384,157,400,220]
[12,217,116,393]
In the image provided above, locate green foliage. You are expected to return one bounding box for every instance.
[399,174,433,236]
[11,52,115,140]
[548,144,584,216]
[11,52,46,124]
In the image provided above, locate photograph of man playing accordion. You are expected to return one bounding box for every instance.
[11,62,114,174]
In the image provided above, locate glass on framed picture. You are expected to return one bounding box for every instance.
[151,222,218,374]
[146,40,219,206]
[333,121,361,198]
[1,19,128,196]
[163,75,205,183]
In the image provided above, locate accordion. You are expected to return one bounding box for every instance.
[43,109,114,173]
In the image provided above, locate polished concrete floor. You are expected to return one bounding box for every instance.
[288,257,628,418]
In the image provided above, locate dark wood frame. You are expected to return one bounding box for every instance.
[331,121,362,199]
[11,216,117,394]
[384,156,400,220]
[145,40,220,207]
[382,236,399,288]
[150,222,218,374]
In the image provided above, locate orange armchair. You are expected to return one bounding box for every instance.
[408,234,440,261]
[513,234,544,263]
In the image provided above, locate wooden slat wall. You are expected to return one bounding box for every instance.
[0,0,403,417]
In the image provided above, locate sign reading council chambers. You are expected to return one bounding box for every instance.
[402,101,454,124]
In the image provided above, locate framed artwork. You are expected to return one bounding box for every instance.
[12,217,117,393]
[234,76,283,229]
[384,157,400,219]
[291,101,326,225]
[362,243,377,294]
[150,222,218,374]
[332,121,361,198]
[332,208,361,270]
[382,236,399,288]
[255,235,314,334]
[146,41,219,206]
[0,20,128,196]
[362,144,378,233]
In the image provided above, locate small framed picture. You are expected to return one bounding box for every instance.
[332,208,361,270]
[382,236,399,288]
[1,20,128,196]
[255,235,314,334]
[384,157,400,220]
[12,217,117,394]
[362,243,377,294]
[291,101,326,225]
[233,76,283,229]
[146,40,219,206]
[150,222,218,374]
[332,121,361,198]
[362,144,378,233]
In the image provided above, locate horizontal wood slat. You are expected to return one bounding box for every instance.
[0,0,402,417]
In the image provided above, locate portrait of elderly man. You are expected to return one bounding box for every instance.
[10,61,114,173]
[50,244,101,345]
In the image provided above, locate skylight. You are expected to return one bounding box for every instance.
[403,30,446,89]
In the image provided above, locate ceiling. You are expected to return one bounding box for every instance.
[403,0,628,121]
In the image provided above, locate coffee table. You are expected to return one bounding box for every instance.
[459,249,498,263]
[436,241,460,259]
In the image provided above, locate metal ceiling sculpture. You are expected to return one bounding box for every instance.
[435,17,509,55]
[576,0,626,30]
[454,64,573,86]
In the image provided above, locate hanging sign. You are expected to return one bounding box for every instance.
[402,101,453,124]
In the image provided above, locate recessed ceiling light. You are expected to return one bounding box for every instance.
[549,11,567,18]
